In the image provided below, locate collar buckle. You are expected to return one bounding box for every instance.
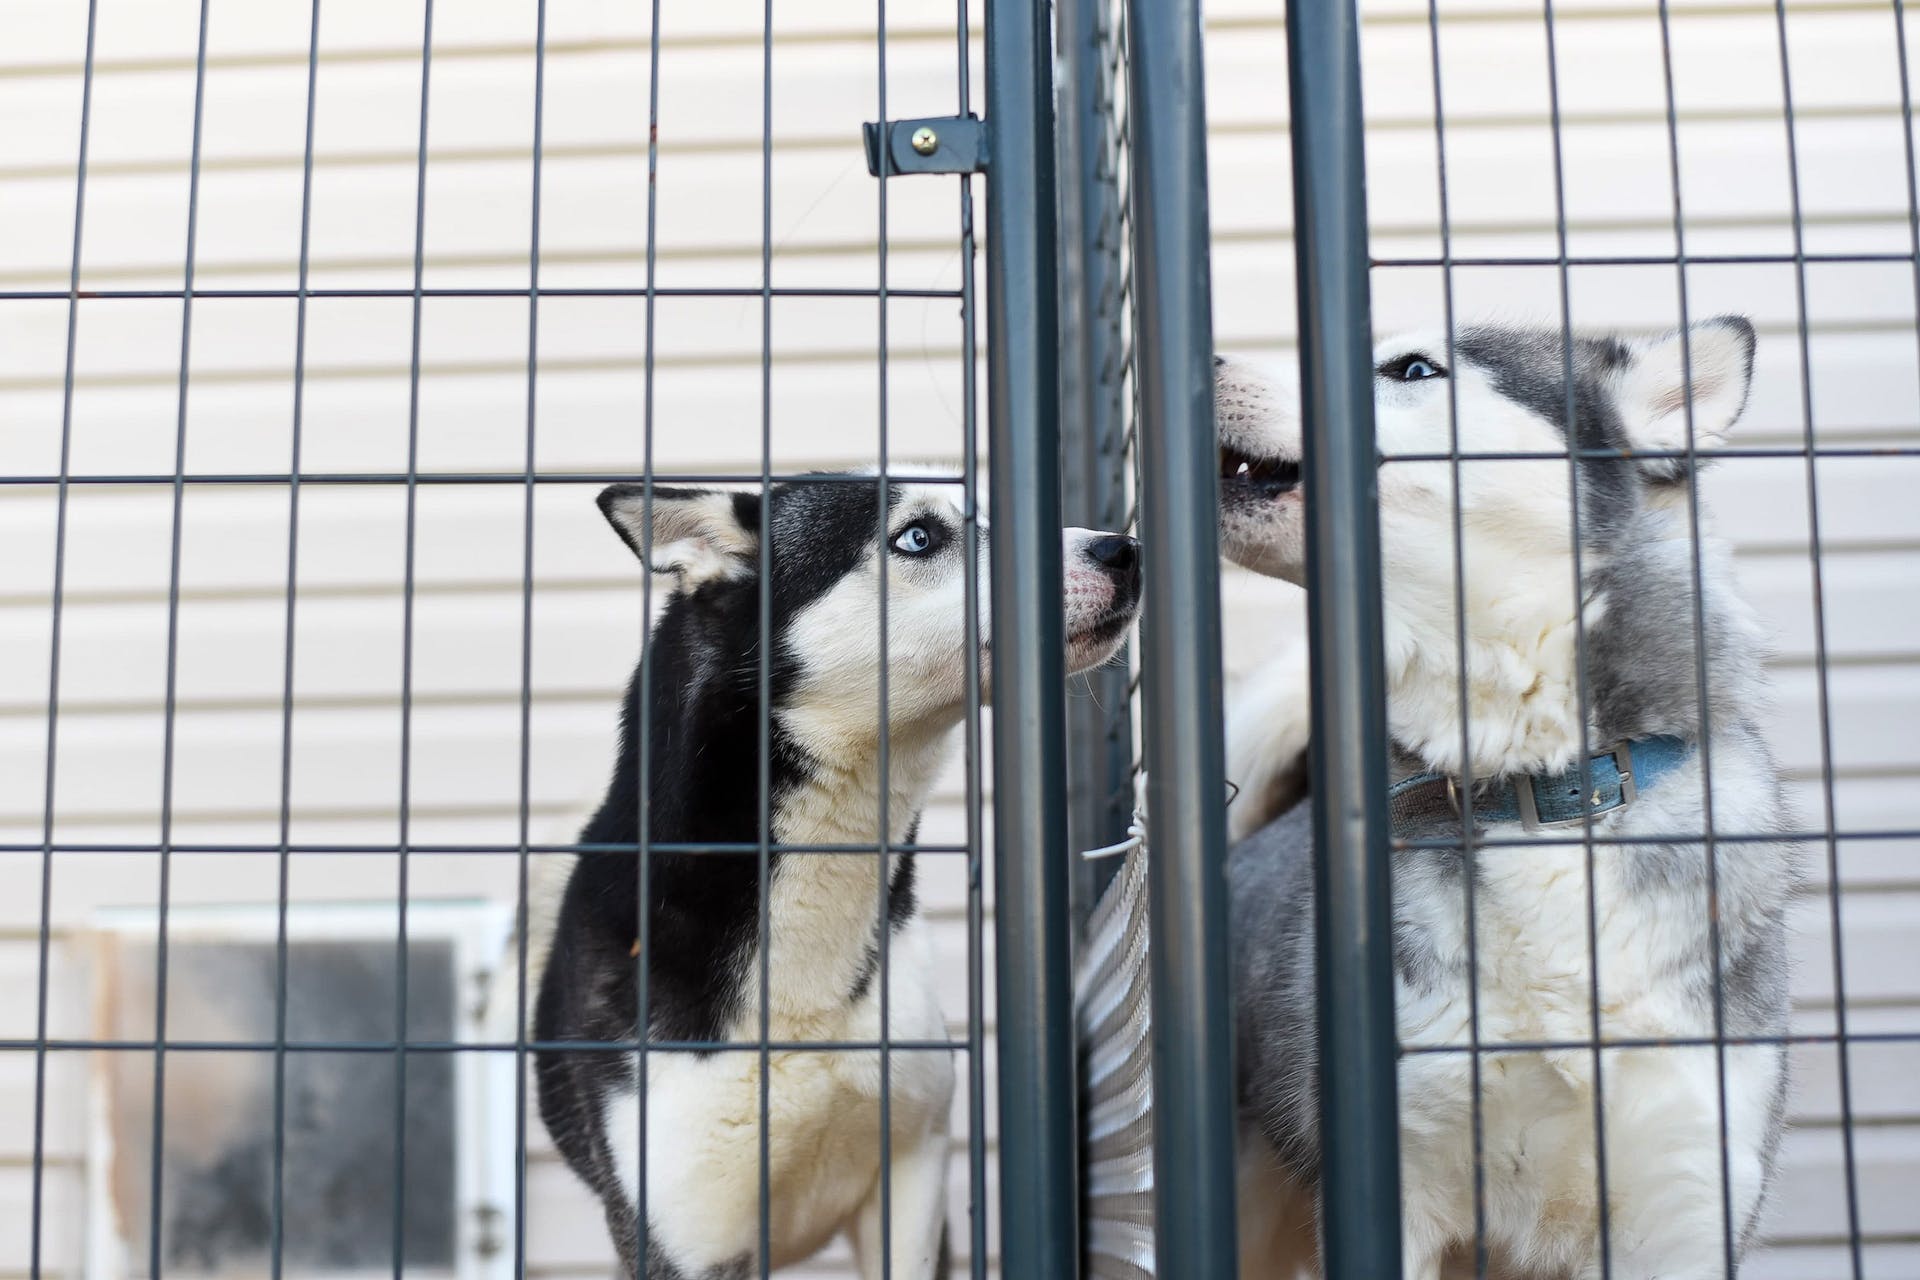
[1514,740,1636,833]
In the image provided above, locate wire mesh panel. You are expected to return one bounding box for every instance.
[1067,0,1240,1274]
[1072,0,1920,1277]
[1058,0,1149,1271]
[0,1,1060,1277]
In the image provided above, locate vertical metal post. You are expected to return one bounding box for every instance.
[1286,1,1403,1276]
[1057,0,1135,911]
[1121,0,1241,1274]
[986,0,1078,1273]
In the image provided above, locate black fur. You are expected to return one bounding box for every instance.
[1454,317,1757,545]
[533,478,932,1278]
[1454,324,1643,546]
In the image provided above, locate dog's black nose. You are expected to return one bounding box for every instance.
[1087,534,1140,587]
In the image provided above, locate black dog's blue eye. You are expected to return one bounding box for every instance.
[891,524,935,555]
[1378,353,1447,382]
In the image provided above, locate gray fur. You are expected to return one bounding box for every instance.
[1228,318,1800,1275]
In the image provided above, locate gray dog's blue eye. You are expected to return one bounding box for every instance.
[892,524,934,555]
[1378,353,1447,382]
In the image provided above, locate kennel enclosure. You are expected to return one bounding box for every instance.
[2,0,1917,1277]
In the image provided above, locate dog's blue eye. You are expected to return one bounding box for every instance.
[1379,354,1447,382]
[891,524,934,555]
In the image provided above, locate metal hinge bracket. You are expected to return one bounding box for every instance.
[863,115,987,177]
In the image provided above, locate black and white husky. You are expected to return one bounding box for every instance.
[532,476,1141,1279]
[1215,318,1799,1278]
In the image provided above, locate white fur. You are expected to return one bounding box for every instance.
[604,487,759,586]
[1285,732,1784,1280]
[778,486,1136,730]
[1219,325,1788,1279]
[1610,321,1753,459]
[605,804,955,1278]
[1225,641,1313,844]
[1220,334,1604,780]
[583,735,957,1276]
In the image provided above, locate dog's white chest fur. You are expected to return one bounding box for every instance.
[604,914,953,1273]
[1391,762,1784,1274]
[1217,319,1794,1279]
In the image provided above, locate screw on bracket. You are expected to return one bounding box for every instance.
[863,115,987,177]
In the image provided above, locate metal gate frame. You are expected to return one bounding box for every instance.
[1281,5,1404,1278]
[988,0,1252,1272]
[1049,0,1892,1276]
[1042,0,1404,1274]
[981,0,1246,1268]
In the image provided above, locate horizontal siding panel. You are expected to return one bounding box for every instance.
[5,10,1916,277]
[0,686,990,841]
[0,522,1905,719]
[1765,663,1920,777]
[0,790,986,858]
[0,666,1903,838]
[522,1145,999,1275]
[0,289,964,399]
[4,313,1915,482]
[1790,1038,1920,1125]
[0,871,996,1033]
[1,551,1905,715]
[0,0,1014,79]
[6,296,1915,481]
[1352,9,1913,122]
[0,175,968,296]
[1221,548,1920,676]
[0,941,93,1045]
[0,0,1893,78]
[0,1047,90,1159]
[8,117,1919,289]
[1745,1241,1920,1280]
[0,358,980,482]
[1787,892,1920,1013]
[0,1165,85,1277]
[0,37,958,172]
[1740,551,1920,663]
[1766,1122,1920,1241]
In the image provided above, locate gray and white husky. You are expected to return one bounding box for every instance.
[531,475,1141,1279]
[1215,318,1800,1279]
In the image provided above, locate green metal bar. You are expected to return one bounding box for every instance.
[986,0,1079,1272]
[1057,0,1136,913]
[1121,0,1241,1272]
[1285,0,1404,1276]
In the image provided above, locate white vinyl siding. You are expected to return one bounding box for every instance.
[1,0,1915,1276]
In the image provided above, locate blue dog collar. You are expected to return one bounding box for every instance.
[1389,736,1694,836]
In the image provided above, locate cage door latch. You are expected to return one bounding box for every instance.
[863,116,987,176]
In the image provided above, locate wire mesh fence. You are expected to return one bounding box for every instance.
[4,1,1008,1277]
[4,0,1919,1279]
[1069,0,1920,1277]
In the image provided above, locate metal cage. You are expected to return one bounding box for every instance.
[5,0,1917,1278]
[1067,0,1920,1278]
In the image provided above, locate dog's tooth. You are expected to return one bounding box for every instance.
[1237,461,1251,476]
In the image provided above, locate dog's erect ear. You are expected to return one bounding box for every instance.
[1613,315,1756,481]
[597,484,761,587]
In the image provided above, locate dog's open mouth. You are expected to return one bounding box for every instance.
[1220,444,1301,496]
